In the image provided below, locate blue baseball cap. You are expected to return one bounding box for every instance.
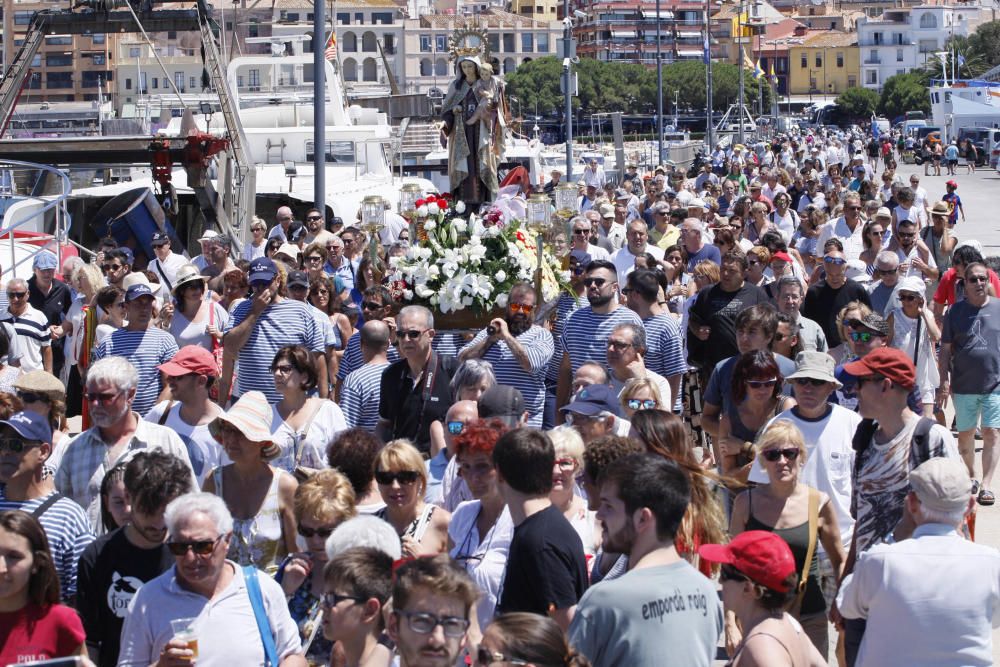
[560,384,621,417]
[120,247,134,266]
[249,258,277,283]
[33,252,58,271]
[151,232,171,247]
[125,283,154,302]
[0,411,52,443]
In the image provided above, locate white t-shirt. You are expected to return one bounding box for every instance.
[144,401,228,485]
[611,244,664,286]
[748,404,861,552]
[147,252,189,299]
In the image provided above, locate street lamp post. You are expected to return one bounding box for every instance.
[563,0,574,181]
[737,0,745,146]
[705,0,713,150]
[656,0,664,164]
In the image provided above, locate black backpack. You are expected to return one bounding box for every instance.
[852,417,939,478]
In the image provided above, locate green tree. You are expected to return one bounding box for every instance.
[835,88,880,120]
[965,20,1000,71]
[878,73,931,120]
[662,60,771,113]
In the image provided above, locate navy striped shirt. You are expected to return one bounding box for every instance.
[341,362,390,432]
[641,312,686,410]
[0,491,94,601]
[0,305,51,372]
[546,293,588,383]
[227,299,325,404]
[93,328,179,416]
[560,306,644,376]
[462,325,554,427]
[337,332,400,381]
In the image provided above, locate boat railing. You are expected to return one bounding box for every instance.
[0,159,75,280]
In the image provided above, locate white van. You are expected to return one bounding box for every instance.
[873,117,891,135]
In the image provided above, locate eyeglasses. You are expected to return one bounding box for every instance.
[0,438,41,454]
[554,457,577,471]
[791,377,828,387]
[627,398,657,410]
[849,331,876,343]
[583,277,608,288]
[607,340,634,351]
[166,534,224,556]
[102,264,123,273]
[306,256,324,263]
[508,302,533,314]
[374,470,420,486]
[312,288,330,296]
[447,421,465,435]
[362,301,384,311]
[899,294,920,302]
[967,276,989,284]
[5,292,26,299]
[16,392,50,404]
[823,257,846,265]
[572,228,590,235]
[394,610,470,638]
[272,363,295,375]
[746,378,778,388]
[322,592,364,608]
[84,389,122,405]
[761,447,801,463]
[298,524,335,539]
[476,647,530,666]
[399,329,427,340]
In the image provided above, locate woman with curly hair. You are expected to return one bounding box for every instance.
[630,409,726,576]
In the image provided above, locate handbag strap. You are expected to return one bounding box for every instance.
[794,487,820,609]
[30,492,65,520]
[243,565,280,667]
[913,312,922,372]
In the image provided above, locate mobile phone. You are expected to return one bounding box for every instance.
[16,658,83,667]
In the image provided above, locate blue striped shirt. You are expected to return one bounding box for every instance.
[0,304,51,372]
[546,293,588,383]
[337,333,400,381]
[642,312,686,410]
[0,491,94,601]
[560,306,644,376]
[462,325,554,427]
[432,332,465,358]
[93,328,179,416]
[341,362,390,432]
[227,299,325,404]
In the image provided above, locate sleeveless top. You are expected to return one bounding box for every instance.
[214,467,284,574]
[726,613,811,667]
[745,489,824,616]
[376,502,436,542]
[726,396,792,444]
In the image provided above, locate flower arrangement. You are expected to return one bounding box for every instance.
[390,196,569,315]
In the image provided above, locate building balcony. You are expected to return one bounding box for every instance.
[864,57,882,64]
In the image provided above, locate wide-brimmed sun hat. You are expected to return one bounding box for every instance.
[208,391,280,460]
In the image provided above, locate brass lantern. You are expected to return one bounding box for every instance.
[554,182,579,220]
[360,195,387,280]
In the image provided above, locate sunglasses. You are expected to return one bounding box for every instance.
[322,592,364,608]
[849,331,876,343]
[374,470,420,486]
[298,524,335,539]
[572,228,590,235]
[967,276,989,284]
[823,257,846,265]
[306,256,324,263]
[166,534,224,556]
[5,292,26,299]
[102,265,123,273]
[508,303,533,314]
[876,268,897,276]
[791,377,828,387]
[627,398,657,410]
[306,215,323,221]
[84,389,122,405]
[899,293,920,302]
[746,378,778,388]
[476,647,530,666]
[398,329,426,341]
[16,392,50,404]
[583,277,608,287]
[0,438,41,454]
[447,420,465,435]
[761,447,801,463]
[362,301,384,311]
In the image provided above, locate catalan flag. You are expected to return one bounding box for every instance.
[324,32,337,61]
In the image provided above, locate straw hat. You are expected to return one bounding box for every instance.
[208,392,280,460]
[173,263,206,292]
[930,200,952,217]
[13,370,66,400]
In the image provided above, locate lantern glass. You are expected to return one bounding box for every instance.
[399,183,422,215]
[526,194,551,234]
[361,195,386,232]
[554,183,579,218]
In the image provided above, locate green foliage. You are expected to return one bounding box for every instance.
[965,21,1000,72]
[878,73,931,120]
[504,56,771,117]
[835,88,880,120]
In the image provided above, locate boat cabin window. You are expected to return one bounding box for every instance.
[306,141,356,163]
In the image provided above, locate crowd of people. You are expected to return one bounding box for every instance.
[0,125,999,667]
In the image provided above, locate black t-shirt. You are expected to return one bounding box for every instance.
[28,275,71,372]
[496,504,588,617]
[802,280,873,347]
[76,527,174,667]
[688,282,770,371]
[378,353,456,453]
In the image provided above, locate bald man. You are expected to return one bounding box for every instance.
[268,206,295,242]
[427,399,478,510]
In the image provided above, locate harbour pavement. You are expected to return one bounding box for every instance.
[713,157,1000,666]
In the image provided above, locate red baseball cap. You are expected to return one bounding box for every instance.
[698,530,797,593]
[771,251,792,263]
[699,531,796,593]
[946,180,958,189]
[158,345,219,378]
[841,347,915,390]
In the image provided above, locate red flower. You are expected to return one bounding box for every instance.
[440,193,453,201]
[415,198,426,207]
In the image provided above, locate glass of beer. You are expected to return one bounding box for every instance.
[170,617,199,660]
